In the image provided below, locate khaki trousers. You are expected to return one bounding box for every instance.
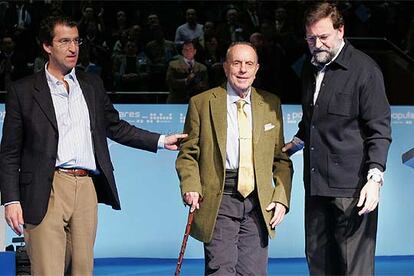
[24,171,98,276]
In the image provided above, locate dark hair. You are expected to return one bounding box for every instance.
[38,16,78,46]
[225,42,258,61]
[183,40,196,48]
[304,2,344,29]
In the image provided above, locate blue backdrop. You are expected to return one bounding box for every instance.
[2,104,414,258]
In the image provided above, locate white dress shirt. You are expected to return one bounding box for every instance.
[226,83,252,170]
[45,66,97,171]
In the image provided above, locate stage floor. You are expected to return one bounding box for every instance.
[94,256,414,275]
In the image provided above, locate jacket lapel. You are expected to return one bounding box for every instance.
[251,88,264,144]
[32,70,58,131]
[210,86,227,164]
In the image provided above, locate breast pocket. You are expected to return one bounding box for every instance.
[328,92,353,117]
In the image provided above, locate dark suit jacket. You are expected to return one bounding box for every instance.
[296,41,392,198]
[0,69,160,225]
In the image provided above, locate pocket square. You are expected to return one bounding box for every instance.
[264,123,275,131]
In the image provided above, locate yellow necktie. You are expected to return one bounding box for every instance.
[236,99,255,198]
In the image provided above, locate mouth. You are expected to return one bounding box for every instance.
[313,48,329,54]
[236,76,249,81]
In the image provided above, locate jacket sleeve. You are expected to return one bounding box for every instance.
[0,84,24,204]
[175,97,203,197]
[272,99,293,211]
[359,64,392,171]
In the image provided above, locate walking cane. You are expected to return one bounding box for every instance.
[175,208,195,276]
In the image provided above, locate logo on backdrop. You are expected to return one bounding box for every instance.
[284,111,303,125]
[391,111,414,125]
[118,111,174,124]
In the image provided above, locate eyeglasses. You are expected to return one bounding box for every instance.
[304,34,330,44]
[53,38,83,48]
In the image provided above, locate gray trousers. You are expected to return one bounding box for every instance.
[305,196,378,276]
[204,182,268,276]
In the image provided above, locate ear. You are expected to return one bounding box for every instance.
[254,63,260,76]
[338,25,345,39]
[42,43,52,55]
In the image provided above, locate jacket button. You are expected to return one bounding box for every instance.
[310,147,315,151]
[311,168,315,172]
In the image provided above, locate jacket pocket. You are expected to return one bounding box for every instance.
[328,92,353,117]
[327,154,361,189]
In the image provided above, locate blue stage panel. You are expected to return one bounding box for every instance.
[1,104,414,258]
[0,252,15,276]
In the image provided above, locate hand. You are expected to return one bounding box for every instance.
[186,72,196,83]
[5,203,24,235]
[266,202,286,229]
[281,142,294,156]
[183,192,200,213]
[357,179,380,216]
[164,133,188,150]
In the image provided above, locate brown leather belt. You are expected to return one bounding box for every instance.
[56,167,90,177]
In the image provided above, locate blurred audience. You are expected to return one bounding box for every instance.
[145,25,177,91]
[0,0,411,105]
[113,39,149,92]
[203,35,225,88]
[175,8,204,47]
[0,34,30,90]
[166,40,208,103]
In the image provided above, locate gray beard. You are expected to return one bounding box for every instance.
[313,50,335,64]
[312,42,342,65]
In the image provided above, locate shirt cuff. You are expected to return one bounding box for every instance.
[367,168,384,185]
[289,136,305,154]
[4,201,20,206]
[157,134,165,149]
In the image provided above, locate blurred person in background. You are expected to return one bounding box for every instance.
[166,40,208,103]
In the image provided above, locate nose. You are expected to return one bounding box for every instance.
[68,42,77,52]
[239,62,247,73]
[315,37,323,48]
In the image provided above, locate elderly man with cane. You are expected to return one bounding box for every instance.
[175,42,293,275]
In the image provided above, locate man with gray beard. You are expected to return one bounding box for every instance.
[283,3,391,275]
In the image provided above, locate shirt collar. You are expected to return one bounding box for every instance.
[183,57,194,65]
[45,63,77,85]
[226,82,252,105]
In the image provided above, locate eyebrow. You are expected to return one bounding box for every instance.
[307,32,327,36]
